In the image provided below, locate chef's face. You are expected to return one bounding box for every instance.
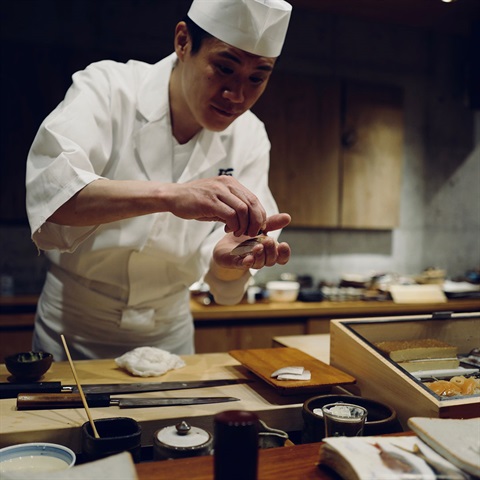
[174,23,276,132]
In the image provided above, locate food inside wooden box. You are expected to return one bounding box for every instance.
[330,314,480,427]
[425,375,480,397]
[374,338,458,362]
[374,337,479,397]
[397,358,459,372]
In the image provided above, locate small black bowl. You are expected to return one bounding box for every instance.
[5,351,53,381]
[82,417,142,463]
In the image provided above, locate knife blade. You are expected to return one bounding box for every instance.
[0,378,250,399]
[17,393,240,410]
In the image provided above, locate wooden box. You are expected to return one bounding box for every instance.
[330,312,480,428]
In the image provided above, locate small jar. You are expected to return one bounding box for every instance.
[153,421,213,460]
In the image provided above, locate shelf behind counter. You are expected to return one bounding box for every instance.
[1,295,479,359]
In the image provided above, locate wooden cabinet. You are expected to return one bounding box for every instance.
[253,74,341,227]
[252,74,404,229]
[194,319,306,353]
[340,82,404,228]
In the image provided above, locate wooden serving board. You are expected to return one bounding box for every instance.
[229,348,355,396]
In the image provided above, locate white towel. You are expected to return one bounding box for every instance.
[115,346,186,377]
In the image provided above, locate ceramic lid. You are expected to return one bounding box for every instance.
[155,422,211,450]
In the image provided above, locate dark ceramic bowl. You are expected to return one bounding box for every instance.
[302,394,402,443]
[5,351,53,381]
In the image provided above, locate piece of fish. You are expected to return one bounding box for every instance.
[230,235,267,257]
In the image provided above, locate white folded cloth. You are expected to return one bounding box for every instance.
[115,346,186,377]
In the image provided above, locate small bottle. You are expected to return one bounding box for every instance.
[214,410,259,480]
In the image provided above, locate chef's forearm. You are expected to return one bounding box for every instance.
[204,266,251,306]
[207,261,250,282]
[48,179,170,226]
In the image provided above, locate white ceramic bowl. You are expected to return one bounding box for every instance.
[0,442,76,474]
[266,281,300,302]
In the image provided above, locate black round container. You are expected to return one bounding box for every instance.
[82,417,142,463]
[302,394,402,443]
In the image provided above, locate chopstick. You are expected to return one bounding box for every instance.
[60,334,100,438]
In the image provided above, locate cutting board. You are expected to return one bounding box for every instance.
[229,348,355,396]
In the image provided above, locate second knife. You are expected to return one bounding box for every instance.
[17,393,240,410]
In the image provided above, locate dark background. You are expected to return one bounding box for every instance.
[1,0,479,223]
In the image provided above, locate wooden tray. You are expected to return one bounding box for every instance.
[229,348,356,396]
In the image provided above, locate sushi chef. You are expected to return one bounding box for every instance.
[25,0,293,360]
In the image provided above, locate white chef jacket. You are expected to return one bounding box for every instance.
[25,53,279,360]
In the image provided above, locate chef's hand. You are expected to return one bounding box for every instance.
[48,177,267,237]
[212,213,291,273]
[166,176,267,238]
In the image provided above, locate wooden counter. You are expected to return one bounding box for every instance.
[191,297,480,353]
[190,297,480,320]
[135,431,415,480]
[0,353,312,453]
[273,334,330,364]
[136,441,328,480]
[1,295,479,359]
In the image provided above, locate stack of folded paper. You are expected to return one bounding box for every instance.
[318,417,479,480]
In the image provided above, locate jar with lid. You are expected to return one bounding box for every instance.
[153,421,213,460]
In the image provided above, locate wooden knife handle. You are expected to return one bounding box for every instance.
[17,393,110,409]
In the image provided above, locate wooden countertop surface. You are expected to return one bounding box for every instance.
[136,441,329,480]
[190,298,480,320]
[2,296,479,323]
[0,353,315,453]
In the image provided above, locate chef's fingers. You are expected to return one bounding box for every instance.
[172,177,267,236]
[261,213,291,234]
[274,242,291,265]
[241,239,291,269]
[219,188,266,237]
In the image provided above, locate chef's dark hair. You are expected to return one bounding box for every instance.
[184,16,212,54]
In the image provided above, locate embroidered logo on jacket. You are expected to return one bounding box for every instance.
[218,168,234,176]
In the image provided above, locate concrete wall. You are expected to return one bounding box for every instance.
[1,1,479,294]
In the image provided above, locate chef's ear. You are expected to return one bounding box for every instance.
[174,21,191,60]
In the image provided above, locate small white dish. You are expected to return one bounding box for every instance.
[266,281,300,302]
[0,442,76,474]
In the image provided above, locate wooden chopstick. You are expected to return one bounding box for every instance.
[60,334,100,438]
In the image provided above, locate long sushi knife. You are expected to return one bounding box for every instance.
[17,393,240,410]
[0,378,251,399]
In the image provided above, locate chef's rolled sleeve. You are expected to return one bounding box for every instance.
[26,62,115,251]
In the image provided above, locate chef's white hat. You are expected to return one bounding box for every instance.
[187,0,292,58]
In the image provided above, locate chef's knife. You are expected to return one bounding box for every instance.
[0,378,250,399]
[17,393,240,410]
